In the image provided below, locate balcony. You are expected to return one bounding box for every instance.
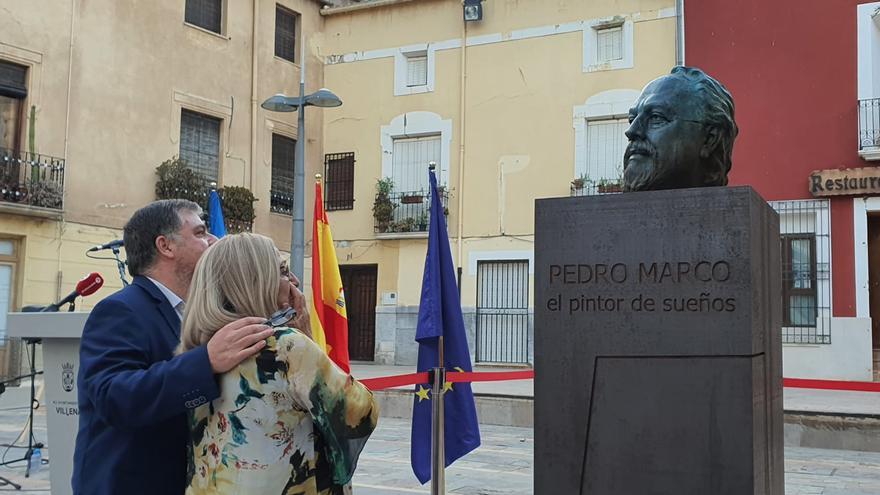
[859,98,880,160]
[373,189,448,238]
[0,147,65,218]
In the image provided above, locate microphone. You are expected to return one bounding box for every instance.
[87,239,124,252]
[43,272,105,312]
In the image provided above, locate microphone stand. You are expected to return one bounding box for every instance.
[111,246,128,286]
[0,335,44,486]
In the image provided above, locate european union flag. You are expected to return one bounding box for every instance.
[411,169,480,484]
[208,189,227,238]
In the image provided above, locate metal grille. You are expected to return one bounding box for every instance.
[180,110,220,183]
[270,133,296,215]
[476,260,530,364]
[860,98,880,152]
[373,189,447,234]
[340,265,377,361]
[770,199,832,344]
[185,0,222,34]
[324,152,354,211]
[274,5,297,63]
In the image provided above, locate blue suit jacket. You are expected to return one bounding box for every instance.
[72,276,220,495]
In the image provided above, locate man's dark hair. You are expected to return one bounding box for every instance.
[669,66,739,186]
[123,199,202,277]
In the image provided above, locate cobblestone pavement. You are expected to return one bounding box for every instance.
[0,407,878,493]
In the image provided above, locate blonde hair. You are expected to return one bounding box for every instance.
[179,233,282,352]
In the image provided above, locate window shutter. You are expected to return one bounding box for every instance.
[391,135,441,192]
[270,134,296,214]
[179,109,221,183]
[585,118,628,182]
[406,55,428,87]
[185,0,222,34]
[0,61,27,99]
[275,6,297,63]
[596,26,623,63]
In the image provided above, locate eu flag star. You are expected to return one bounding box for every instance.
[415,385,431,402]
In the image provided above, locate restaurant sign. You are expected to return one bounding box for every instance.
[810,167,880,197]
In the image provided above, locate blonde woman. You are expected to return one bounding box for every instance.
[178,233,378,495]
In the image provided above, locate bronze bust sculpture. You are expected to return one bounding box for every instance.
[623,66,738,192]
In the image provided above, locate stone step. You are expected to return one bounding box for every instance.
[374,390,880,453]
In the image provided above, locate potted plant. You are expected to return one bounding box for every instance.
[597,178,622,194]
[373,177,396,232]
[417,211,429,231]
[401,191,425,204]
[27,179,62,209]
[155,157,209,209]
[218,186,257,233]
[571,173,591,191]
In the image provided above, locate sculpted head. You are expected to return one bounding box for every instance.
[623,66,738,192]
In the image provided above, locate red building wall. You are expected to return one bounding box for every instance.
[684,0,875,317]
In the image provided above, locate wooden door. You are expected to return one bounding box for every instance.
[868,216,880,348]
[340,265,377,361]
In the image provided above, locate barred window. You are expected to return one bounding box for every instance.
[185,0,222,34]
[179,109,221,183]
[275,5,298,63]
[770,199,831,344]
[324,152,354,211]
[271,133,296,215]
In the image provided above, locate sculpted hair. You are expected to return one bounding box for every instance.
[178,233,281,353]
[123,199,202,277]
[670,65,739,186]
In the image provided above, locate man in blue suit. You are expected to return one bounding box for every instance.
[72,200,276,494]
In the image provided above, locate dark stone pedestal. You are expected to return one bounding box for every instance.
[534,186,783,495]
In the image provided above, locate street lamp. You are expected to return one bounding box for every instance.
[261,85,342,283]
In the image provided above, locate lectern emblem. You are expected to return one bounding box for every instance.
[61,362,75,392]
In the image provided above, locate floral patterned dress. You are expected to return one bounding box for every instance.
[185,328,378,495]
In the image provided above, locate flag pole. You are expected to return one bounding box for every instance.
[431,161,446,495]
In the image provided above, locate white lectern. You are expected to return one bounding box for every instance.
[8,311,88,495]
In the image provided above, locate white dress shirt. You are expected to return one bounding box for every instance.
[145,276,185,321]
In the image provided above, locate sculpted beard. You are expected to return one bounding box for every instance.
[623,141,657,191]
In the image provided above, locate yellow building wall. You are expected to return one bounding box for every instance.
[320,0,676,307]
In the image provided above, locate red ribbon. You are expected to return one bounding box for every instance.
[360,369,880,393]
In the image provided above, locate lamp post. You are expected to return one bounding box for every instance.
[261,79,341,283]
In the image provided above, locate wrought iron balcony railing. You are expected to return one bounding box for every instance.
[0,147,65,211]
[570,179,623,197]
[373,189,448,234]
[270,188,293,215]
[859,98,880,153]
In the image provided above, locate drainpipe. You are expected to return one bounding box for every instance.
[675,0,685,65]
[456,14,467,285]
[250,0,260,191]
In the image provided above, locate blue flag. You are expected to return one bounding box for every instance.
[208,189,227,238]
[410,170,480,484]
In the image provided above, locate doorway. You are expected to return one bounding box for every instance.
[867,216,880,379]
[339,264,377,362]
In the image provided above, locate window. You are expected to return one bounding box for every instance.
[185,0,222,34]
[394,47,435,96]
[584,118,628,191]
[392,135,441,193]
[770,199,832,344]
[0,61,26,151]
[782,235,817,327]
[405,53,428,87]
[596,26,623,63]
[324,152,354,211]
[583,19,634,72]
[475,260,530,364]
[179,109,221,183]
[0,238,20,381]
[270,133,296,215]
[275,5,298,63]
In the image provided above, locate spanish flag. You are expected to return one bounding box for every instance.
[310,178,350,373]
